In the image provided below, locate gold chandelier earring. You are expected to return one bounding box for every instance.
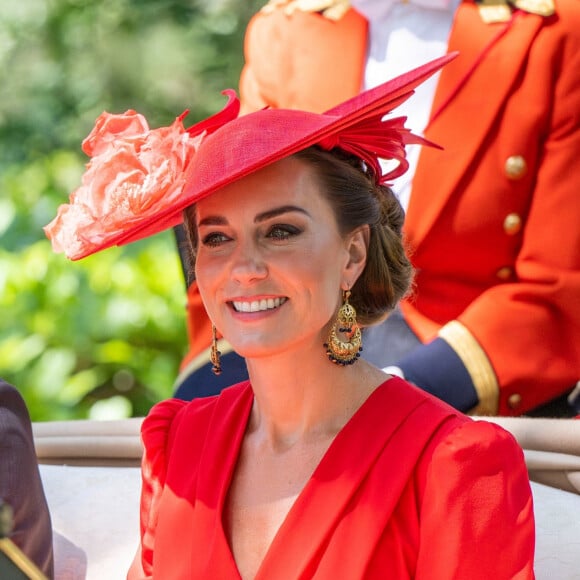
[210,325,222,376]
[324,290,362,366]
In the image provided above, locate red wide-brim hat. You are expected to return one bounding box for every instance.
[45,53,456,261]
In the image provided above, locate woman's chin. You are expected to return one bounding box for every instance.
[227,340,271,360]
[230,335,300,361]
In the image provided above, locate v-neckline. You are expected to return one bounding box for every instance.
[204,377,409,580]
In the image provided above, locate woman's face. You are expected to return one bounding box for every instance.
[194,156,367,361]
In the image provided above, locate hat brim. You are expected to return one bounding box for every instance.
[72,52,458,256]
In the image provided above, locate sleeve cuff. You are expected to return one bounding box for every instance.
[438,321,499,415]
[398,337,479,413]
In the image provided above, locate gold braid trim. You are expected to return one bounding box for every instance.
[0,538,48,580]
[261,0,351,20]
[438,321,499,416]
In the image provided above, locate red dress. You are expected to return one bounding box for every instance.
[128,378,535,579]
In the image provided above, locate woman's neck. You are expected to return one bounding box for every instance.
[244,354,388,451]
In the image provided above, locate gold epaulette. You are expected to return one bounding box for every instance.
[510,0,555,16]
[261,0,351,21]
[475,0,555,23]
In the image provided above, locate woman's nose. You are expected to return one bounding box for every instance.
[230,239,268,283]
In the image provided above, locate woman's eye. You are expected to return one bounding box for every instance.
[267,224,301,241]
[201,232,230,247]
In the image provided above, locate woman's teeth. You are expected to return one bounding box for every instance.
[232,297,287,313]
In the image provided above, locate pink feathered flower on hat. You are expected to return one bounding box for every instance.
[44,109,203,260]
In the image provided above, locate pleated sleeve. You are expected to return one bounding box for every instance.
[416,420,535,579]
[127,398,188,579]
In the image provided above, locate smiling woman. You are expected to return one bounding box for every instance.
[189,156,367,363]
[44,54,535,579]
[184,149,410,374]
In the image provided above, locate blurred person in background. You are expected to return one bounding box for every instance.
[0,379,54,578]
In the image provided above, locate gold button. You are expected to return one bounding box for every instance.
[505,156,527,180]
[503,213,522,235]
[507,393,522,409]
[496,266,513,280]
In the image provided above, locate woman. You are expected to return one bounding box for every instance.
[45,55,535,579]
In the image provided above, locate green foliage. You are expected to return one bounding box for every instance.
[0,0,264,420]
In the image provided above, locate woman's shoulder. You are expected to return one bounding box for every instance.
[141,381,251,451]
[417,411,529,492]
[387,377,521,447]
[141,381,249,438]
[433,416,524,460]
[383,378,526,473]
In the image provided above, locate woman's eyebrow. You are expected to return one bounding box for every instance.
[255,205,310,223]
[197,205,310,228]
[197,215,228,227]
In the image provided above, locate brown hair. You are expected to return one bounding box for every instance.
[182,146,413,326]
[293,146,413,326]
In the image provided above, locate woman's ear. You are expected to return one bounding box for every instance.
[343,225,369,286]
